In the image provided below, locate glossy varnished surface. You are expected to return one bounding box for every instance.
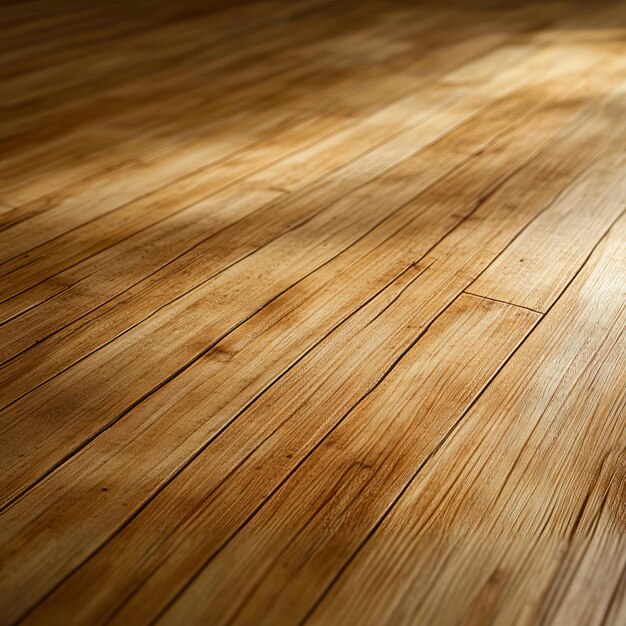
[0,1,625,624]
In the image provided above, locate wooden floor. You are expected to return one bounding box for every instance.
[1,0,625,624]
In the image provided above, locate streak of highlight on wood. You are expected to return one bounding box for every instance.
[0,0,625,624]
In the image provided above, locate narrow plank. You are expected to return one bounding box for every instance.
[0,0,398,194]
[306,213,626,626]
[0,6,486,252]
[468,151,626,311]
[0,0,318,114]
[9,294,538,625]
[0,56,610,503]
[0,38,541,306]
[5,79,621,621]
[0,0,390,204]
[128,297,540,626]
[0,45,615,376]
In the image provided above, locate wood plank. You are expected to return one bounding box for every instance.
[9,294,536,621]
[468,151,626,311]
[1,2,625,623]
[154,295,538,626]
[5,73,624,620]
[0,57,614,506]
[0,0,397,196]
[0,45,618,371]
[0,39,542,305]
[306,213,626,626]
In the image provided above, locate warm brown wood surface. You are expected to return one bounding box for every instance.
[0,1,625,624]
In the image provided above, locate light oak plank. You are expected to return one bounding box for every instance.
[306,213,626,626]
[0,44,616,374]
[468,151,626,311]
[8,73,625,621]
[1,3,625,623]
[156,295,538,626]
[0,57,613,506]
[0,39,541,306]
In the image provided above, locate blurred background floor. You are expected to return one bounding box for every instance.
[1,1,625,624]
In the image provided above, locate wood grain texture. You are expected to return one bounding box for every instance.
[3,49,611,505]
[0,1,625,624]
[307,213,626,626]
[468,149,626,311]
